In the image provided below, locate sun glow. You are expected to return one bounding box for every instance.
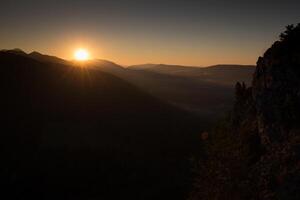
[74,48,90,61]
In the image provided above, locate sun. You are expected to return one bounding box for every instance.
[74,48,90,61]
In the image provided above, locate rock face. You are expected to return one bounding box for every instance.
[253,27,300,145]
[249,24,300,200]
[190,24,300,200]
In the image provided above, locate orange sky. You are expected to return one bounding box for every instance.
[1,1,298,66]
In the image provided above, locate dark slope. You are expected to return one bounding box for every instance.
[0,52,204,200]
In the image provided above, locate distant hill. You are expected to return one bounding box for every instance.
[83,61,233,118]
[129,64,200,74]
[130,63,198,71]
[129,64,255,86]
[0,51,204,200]
[93,62,254,117]
[129,63,158,70]
[89,59,126,72]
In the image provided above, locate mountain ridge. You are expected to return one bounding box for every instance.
[0,49,254,118]
[129,63,255,86]
[0,50,204,200]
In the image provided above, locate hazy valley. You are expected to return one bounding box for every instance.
[1,48,254,200]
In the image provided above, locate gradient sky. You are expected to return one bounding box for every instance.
[1,0,300,66]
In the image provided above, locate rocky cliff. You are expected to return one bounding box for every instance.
[250,23,300,200]
[190,24,300,200]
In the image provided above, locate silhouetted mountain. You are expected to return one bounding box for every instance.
[190,24,300,200]
[2,51,239,119]
[130,64,199,73]
[4,50,252,120]
[129,64,255,86]
[108,63,254,117]
[29,51,70,65]
[129,64,201,77]
[0,48,27,56]
[1,51,205,200]
[90,59,126,72]
[129,63,158,70]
